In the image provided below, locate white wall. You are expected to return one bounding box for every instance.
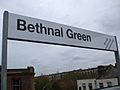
[96,78,118,88]
[77,79,96,90]
[77,78,118,90]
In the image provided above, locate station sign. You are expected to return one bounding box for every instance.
[7,12,117,51]
[2,11,120,90]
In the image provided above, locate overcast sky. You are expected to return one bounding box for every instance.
[0,0,120,76]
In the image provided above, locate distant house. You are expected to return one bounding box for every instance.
[37,64,118,90]
[42,64,117,81]
[77,78,118,90]
[77,64,118,90]
[0,66,35,90]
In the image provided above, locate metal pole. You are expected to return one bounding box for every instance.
[1,11,9,90]
[114,36,120,85]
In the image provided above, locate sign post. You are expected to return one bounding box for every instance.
[1,11,8,90]
[1,11,120,90]
[114,36,120,85]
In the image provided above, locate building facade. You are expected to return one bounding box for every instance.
[77,64,118,90]
[0,66,35,90]
[37,64,118,90]
[77,78,118,90]
[43,64,116,81]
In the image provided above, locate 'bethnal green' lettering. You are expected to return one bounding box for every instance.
[17,19,63,37]
[17,19,92,42]
[66,29,91,42]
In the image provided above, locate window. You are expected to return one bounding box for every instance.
[107,82,112,87]
[99,83,104,88]
[83,86,86,90]
[88,83,93,90]
[82,83,86,86]
[12,79,21,90]
[79,86,81,90]
[82,83,86,90]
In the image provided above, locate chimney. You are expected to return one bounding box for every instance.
[27,66,34,73]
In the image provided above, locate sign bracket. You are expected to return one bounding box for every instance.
[114,36,120,85]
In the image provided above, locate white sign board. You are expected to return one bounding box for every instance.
[7,12,117,51]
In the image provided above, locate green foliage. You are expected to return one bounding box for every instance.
[35,76,49,90]
[35,77,77,90]
[35,70,97,90]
